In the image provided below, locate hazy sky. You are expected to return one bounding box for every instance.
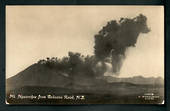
[6,6,164,78]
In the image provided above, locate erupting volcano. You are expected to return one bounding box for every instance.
[6,13,164,104]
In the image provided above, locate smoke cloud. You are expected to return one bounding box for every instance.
[94,14,150,75]
[37,14,150,80]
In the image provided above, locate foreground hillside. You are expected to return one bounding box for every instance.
[6,83,164,104]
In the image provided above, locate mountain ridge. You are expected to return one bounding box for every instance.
[6,63,164,93]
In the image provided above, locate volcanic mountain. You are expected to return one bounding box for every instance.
[6,62,164,93]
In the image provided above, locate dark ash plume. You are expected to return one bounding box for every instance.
[36,14,150,80]
[94,14,150,75]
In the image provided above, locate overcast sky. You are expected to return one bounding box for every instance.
[6,6,164,79]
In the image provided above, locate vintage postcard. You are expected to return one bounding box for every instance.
[6,6,164,104]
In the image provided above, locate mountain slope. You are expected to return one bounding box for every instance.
[6,63,70,93]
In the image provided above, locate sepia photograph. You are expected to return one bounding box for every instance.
[6,6,164,104]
